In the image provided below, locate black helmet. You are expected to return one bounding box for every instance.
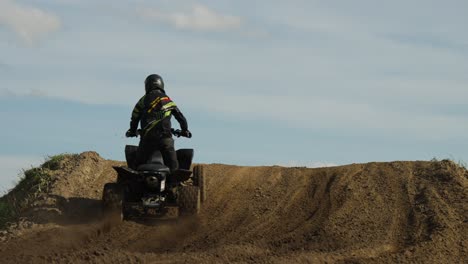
[145,74,164,93]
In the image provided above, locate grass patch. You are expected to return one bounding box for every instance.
[42,154,68,170]
[16,168,53,197]
[0,199,15,229]
[0,167,53,229]
[0,153,78,229]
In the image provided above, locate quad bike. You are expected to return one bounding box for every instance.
[101,129,205,221]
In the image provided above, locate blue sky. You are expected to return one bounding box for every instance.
[1,0,468,192]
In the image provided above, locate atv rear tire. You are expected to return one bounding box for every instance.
[193,165,206,203]
[102,183,124,221]
[178,185,200,215]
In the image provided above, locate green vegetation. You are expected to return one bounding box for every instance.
[0,166,52,229]
[0,199,15,229]
[42,154,67,170]
[17,168,52,198]
[0,153,76,229]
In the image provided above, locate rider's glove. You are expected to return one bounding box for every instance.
[125,129,137,138]
[181,130,192,138]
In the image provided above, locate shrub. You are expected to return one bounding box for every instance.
[0,153,76,229]
[42,154,67,170]
[0,199,15,229]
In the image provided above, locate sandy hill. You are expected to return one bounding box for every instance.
[0,152,466,263]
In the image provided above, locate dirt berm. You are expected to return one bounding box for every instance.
[0,152,467,263]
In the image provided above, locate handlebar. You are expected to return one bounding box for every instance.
[128,129,191,138]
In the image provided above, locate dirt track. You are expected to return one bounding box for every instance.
[0,152,467,263]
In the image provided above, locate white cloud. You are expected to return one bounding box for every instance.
[1,0,467,144]
[28,88,48,97]
[172,87,468,141]
[0,89,15,97]
[0,0,61,44]
[138,4,242,32]
[0,88,48,97]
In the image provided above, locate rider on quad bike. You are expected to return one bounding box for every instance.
[100,77,200,220]
[126,73,192,174]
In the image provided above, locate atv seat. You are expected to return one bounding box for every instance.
[137,163,170,172]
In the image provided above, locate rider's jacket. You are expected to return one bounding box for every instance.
[130,89,188,138]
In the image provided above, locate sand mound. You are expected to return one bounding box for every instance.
[0,153,466,263]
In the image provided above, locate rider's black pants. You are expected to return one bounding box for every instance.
[135,136,179,172]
